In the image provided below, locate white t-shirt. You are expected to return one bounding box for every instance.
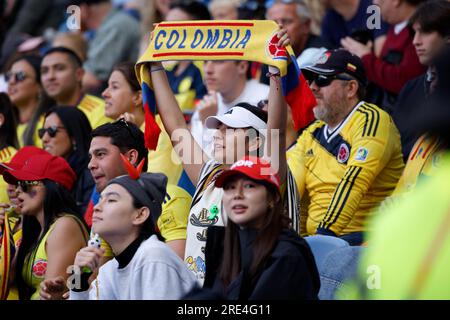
[70,235,197,300]
[190,79,269,155]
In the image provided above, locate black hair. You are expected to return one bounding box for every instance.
[9,55,55,146]
[15,179,81,300]
[42,46,83,69]
[91,120,148,171]
[131,196,165,241]
[0,93,19,149]
[410,0,450,38]
[11,55,42,84]
[234,102,268,123]
[70,0,110,6]
[341,73,367,100]
[405,0,428,6]
[44,106,92,176]
[169,0,211,20]
[234,102,268,156]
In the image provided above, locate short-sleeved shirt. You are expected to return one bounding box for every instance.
[321,0,389,48]
[78,94,112,130]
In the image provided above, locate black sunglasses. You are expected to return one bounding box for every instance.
[307,74,354,88]
[38,126,66,139]
[5,71,28,83]
[16,180,42,193]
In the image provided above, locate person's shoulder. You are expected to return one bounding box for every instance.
[137,235,177,260]
[303,120,325,135]
[105,8,140,29]
[48,215,87,242]
[165,184,192,201]
[271,229,311,258]
[0,146,17,163]
[352,101,392,135]
[79,94,105,110]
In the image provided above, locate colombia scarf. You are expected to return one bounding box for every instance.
[136,20,316,150]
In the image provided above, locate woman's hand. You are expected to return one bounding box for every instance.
[39,276,67,300]
[268,27,291,75]
[74,246,105,275]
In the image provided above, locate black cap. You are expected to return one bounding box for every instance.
[302,49,367,86]
[107,172,168,232]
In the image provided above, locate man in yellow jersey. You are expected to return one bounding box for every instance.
[288,49,404,245]
[87,120,191,260]
[40,47,112,129]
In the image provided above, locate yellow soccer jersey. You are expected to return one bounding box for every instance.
[158,184,191,241]
[78,94,112,129]
[16,116,44,148]
[0,146,17,204]
[288,101,404,236]
[393,134,446,196]
[142,117,184,186]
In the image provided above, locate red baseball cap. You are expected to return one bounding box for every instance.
[214,156,281,191]
[3,153,76,191]
[0,146,49,174]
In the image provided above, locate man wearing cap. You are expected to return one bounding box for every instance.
[288,49,404,245]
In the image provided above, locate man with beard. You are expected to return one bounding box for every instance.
[287,49,404,246]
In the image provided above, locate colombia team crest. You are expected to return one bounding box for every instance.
[32,259,47,278]
[337,143,350,164]
[267,33,287,61]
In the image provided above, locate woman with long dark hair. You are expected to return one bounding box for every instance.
[0,92,19,204]
[207,156,320,300]
[39,106,94,215]
[3,153,88,300]
[6,55,53,147]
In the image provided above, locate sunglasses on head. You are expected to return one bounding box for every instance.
[114,118,138,140]
[17,180,42,193]
[5,71,28,83]
[38,126,65,139]
[307,74,354,88]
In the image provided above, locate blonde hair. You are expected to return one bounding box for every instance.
[52,32,87,62]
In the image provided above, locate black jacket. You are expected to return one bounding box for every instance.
[392,73,430,161]
[203,227,320,300]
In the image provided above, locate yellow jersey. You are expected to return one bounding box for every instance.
[16,116,44,148]
[288,101,404,236]
[22,215,87,300]
[78,94,112,129]
[142,117,194,195]
[0,146,17,204]
[393,134,446,196]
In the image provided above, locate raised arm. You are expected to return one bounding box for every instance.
[149,62,207,185]
[265,28,289,186]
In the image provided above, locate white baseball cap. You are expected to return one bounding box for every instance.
[205,103,268,136]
